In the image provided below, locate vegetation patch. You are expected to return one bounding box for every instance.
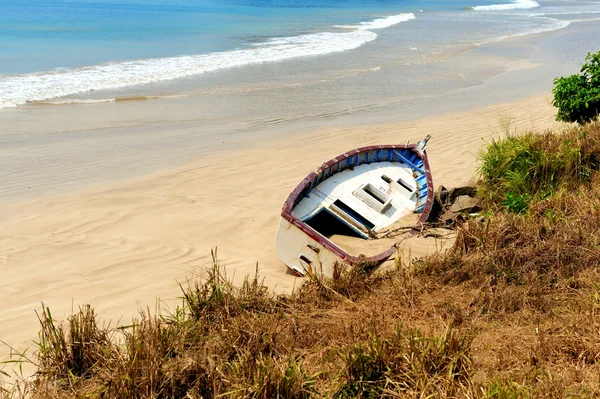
[553,50,600,124]
[4,123,600,398]
[477,121,600,211]
[335,325,474,398]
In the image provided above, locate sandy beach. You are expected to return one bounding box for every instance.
[3,10,600,384]
[0,92,564,368]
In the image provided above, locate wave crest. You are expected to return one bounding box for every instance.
[0,13,415,109]
[336,13,416,30]
[473,0,540,11]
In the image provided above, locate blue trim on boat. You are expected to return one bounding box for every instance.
[393,151,425,174]
[296,147,431,217]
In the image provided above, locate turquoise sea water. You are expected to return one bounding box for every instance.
[1,0,599,109]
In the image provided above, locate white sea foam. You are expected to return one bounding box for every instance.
[0,13,415,109]
[30,94,186,105]
[473,0,540,11]
[32,98,116,105]
[335,13,416,30]
[476,18,571,45]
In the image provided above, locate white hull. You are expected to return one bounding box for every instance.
[275,217,342,277]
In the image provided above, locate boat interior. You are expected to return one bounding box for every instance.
[291,148,428,249]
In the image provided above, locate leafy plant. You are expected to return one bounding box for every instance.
[552,50,600,124]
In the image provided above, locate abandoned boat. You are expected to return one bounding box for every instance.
[275,136,434,277]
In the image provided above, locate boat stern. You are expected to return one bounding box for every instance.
[275,217,341,277]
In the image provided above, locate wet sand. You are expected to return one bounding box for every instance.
[3,20,599,204]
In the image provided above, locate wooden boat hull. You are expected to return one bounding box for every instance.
[276,143,434,277]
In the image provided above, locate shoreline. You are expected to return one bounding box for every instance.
[4,19,600,204]
[1,0,589,109]
[0,92,563,358]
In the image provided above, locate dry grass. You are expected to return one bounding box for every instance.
[1,258,480,398]
[3,122,600,398]
[419,180,600,290]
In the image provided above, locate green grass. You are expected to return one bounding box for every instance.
[477,121,600,212]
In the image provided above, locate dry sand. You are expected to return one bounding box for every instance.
[0,93,563,373]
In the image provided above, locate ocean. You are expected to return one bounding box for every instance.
[1,0,600,110]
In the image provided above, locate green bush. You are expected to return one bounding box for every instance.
[552,50,600,124]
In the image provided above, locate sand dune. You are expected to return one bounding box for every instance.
[0,93,561,373]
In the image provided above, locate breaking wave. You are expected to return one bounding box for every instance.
[0,13,415,109]
[334,13,416,30]
[472,0,540,11]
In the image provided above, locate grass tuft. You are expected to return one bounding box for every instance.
[35,304,113,383]
[478,121,600,211]
[335,325,475,398]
